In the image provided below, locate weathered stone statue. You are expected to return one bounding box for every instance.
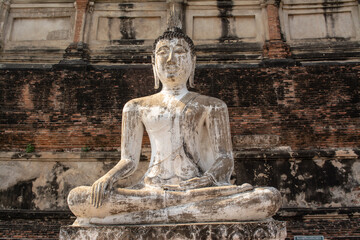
[67,27,282,226]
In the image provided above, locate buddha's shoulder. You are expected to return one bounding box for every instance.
[193,93,228,109]
[122,93,162,111]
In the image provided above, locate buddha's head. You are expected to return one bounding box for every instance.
[152,27,196,89]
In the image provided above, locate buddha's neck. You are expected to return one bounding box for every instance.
[161,85,188,100]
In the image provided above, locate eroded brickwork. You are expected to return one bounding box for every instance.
[263,1,291,59]
[73,0,89,43]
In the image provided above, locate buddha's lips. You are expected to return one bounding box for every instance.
[165,65,178,73]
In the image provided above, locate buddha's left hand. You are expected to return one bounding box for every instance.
[163,175,213,191]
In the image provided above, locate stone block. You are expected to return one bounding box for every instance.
[185,0,267,44]
[59,221,287,240]
[280,0,360,42]
[233,134,280,149]
[86,2,167,48]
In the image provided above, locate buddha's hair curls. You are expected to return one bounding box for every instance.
[152,27,196,60]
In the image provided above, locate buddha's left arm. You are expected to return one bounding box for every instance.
[203,100,234,185]
[175,100,234,190]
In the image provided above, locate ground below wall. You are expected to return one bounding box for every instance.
[0,209,359,239]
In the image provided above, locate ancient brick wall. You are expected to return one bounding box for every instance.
[0,67,153,151]
[1,64,359,151]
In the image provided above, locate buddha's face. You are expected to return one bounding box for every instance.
[154,38,194,87]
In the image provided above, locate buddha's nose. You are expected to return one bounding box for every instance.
[166,50,176,64]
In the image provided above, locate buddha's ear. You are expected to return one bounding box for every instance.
[152,55,160,89]
[189,55,196,88]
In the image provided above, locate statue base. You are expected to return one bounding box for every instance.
[59,220,286,240]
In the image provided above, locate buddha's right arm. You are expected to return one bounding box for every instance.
[91,100,144,207]
[90,159,136,208]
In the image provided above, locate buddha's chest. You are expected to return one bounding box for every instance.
[141,105,181,133]
[140,100,206,135]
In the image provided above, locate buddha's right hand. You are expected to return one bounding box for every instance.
[91,175,113,208]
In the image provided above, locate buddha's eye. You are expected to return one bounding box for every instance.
[158,50,168,55]
[174,47,187,54]
[157,47,169,55]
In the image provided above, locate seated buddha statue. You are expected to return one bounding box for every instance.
[67,27,282,226]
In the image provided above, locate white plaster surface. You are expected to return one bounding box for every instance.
[11,17,71,41]
[0,157,148,210]
[192,16,256,40]
[96,17,162,41]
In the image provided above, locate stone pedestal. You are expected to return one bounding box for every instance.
[60,221,286,240]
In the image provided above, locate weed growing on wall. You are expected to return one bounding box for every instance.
[25,144,35,153]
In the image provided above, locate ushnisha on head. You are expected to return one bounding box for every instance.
[152,27,196,89]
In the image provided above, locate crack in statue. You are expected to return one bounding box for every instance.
[67,27,282,226]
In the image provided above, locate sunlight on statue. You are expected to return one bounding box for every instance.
[67,28,282,226]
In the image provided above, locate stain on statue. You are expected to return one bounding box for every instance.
[67,27,282,226]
